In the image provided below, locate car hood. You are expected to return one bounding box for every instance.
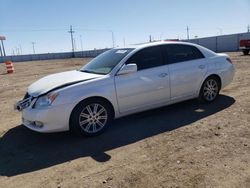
[28,70,102,97]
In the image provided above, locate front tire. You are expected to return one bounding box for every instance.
[70,99,113,136]
[199,76,220,103]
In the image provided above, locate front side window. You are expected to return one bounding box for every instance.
[126,46,164,71]
[164,44,204,64]
[80,48,134,75]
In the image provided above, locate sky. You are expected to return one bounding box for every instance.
[0,0,250,55]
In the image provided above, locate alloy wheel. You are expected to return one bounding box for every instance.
[78,103,108,133]
[203,79,219,101]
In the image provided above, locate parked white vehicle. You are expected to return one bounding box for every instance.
[15,41,235,136]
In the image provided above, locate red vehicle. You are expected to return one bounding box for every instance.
[240,39,250,55]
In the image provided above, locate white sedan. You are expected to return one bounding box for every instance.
[15,41,235,136]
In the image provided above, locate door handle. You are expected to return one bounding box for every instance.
[198,65,205,69]
[158,73,168,78]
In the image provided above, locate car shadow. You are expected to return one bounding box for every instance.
[0,95,235,176]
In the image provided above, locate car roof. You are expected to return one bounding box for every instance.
[116,41,217,57]
[116,41,197,49]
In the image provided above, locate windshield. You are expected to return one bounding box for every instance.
[80,48,134,75]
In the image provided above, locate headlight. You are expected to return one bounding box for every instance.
[35,92,59,108]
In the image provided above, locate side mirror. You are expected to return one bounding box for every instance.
[117,64,137,75]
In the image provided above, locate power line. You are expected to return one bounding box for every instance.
[0,28,68,32]
[1,26,248,34]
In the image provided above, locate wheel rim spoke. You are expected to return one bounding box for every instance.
[93,104,98,114]
[92,123,97,132]
[96,119,104,127]
[204,86,209,91]
[86,105,93,115]
[97,108,105,115]
[80,112,89,118]
[98,115,107,119]
[84,122,92,132]
[79,119,89,126]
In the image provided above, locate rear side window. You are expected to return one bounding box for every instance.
[126,46,164,71]
[164,44,204,64]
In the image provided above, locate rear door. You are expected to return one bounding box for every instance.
[115,46,170,113]
[163,44,207,100]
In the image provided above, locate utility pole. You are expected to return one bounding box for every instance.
[16,47,20,55]
[160,33,164,40]
[31,42,36,54]
[149,35,152,42]
[123,37,126,47]
[73,38,77,51]
[68,25,75,57]
[248,25,250,33]
[186,26,190,40]
[19,44,22,55]
[0,36,6,56]
[0,40,6,56]
[0,43,2,57]
[1,40,6,56]
[217,28,223,35]
[109,30,115,48]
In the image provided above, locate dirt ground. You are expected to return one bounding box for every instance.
[0,52,249,188]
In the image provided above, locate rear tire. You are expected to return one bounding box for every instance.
[70,99,113,136]
[243,50,249,55]
[199,76,220,103]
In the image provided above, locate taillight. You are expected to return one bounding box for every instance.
[240,40,246,47]
[226,58,233,64]
[240,40,250,47]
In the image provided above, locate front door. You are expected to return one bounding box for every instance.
[115,46,170,113]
